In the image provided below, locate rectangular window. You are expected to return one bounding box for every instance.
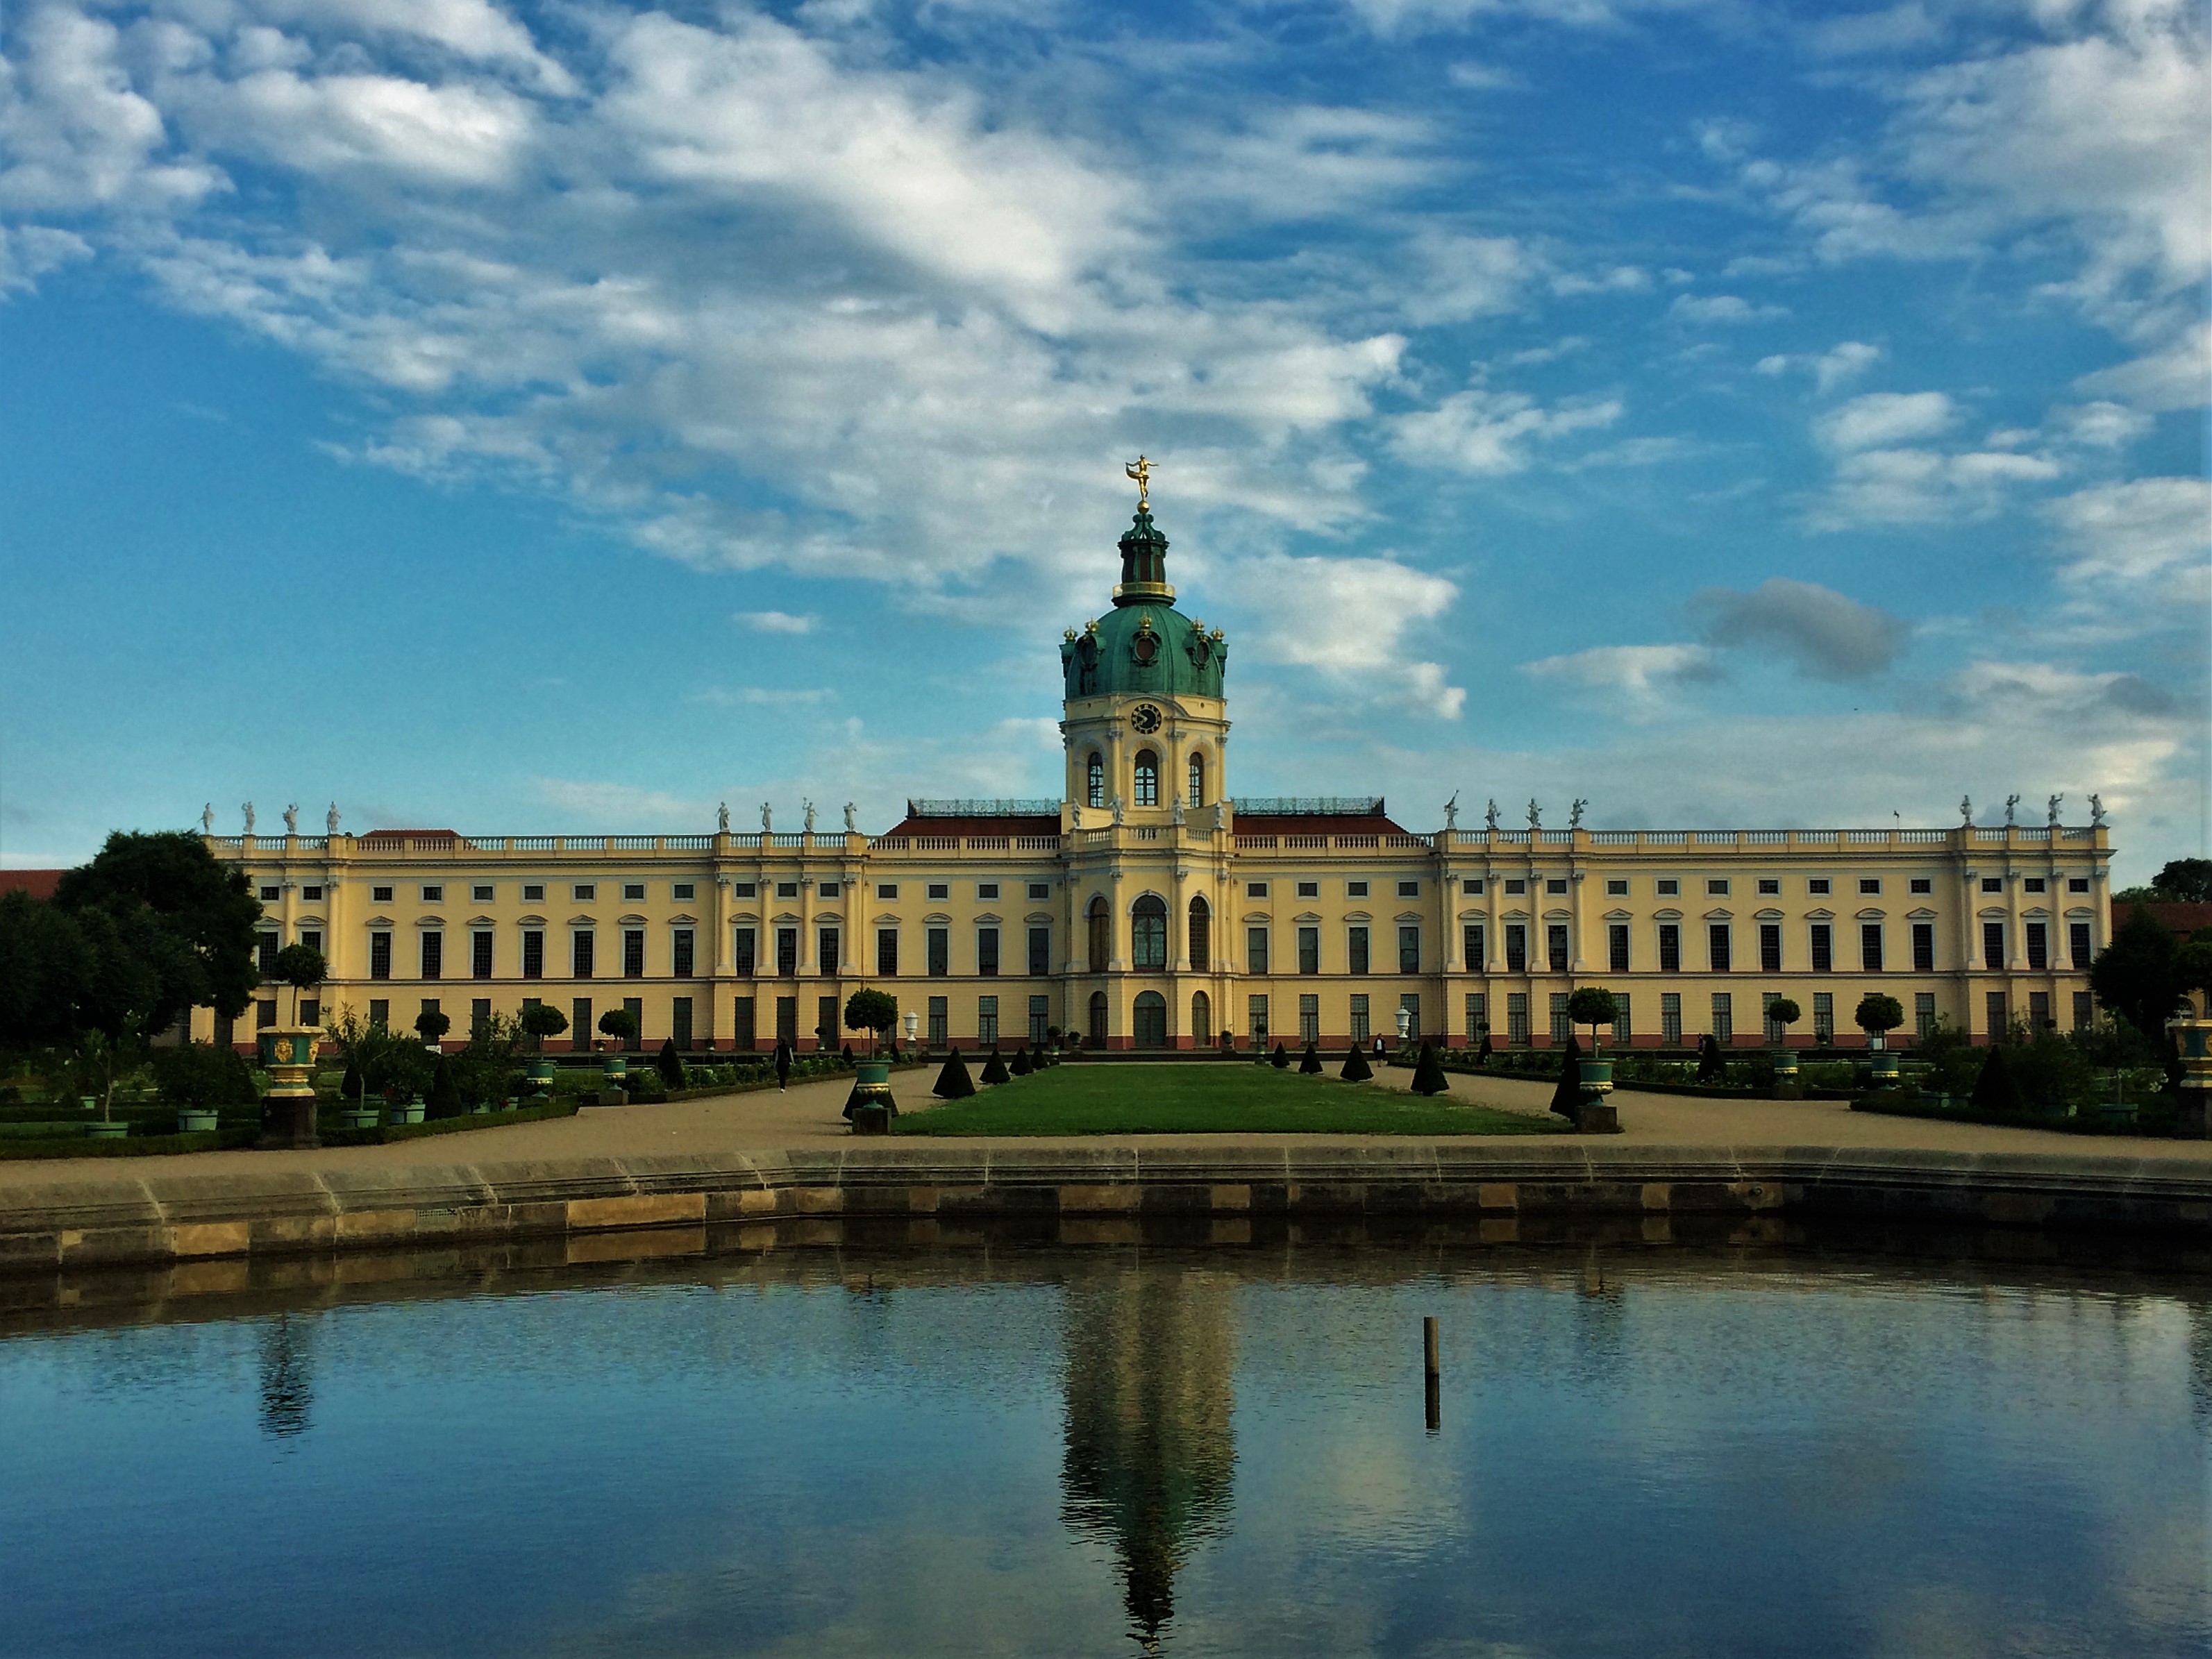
[1463,879,1485,895]
[1507,992,1531,1045]
[2025,922,2048,971]
[730,884,756,900]
[1910,878,1932,895]
[928,996,948,1045]
[1860,925,1883,972]
[1609,923,1629,973]
[1660,993,1682,1045]
[1248,995,1269,1045]
[1350,994,1370,1044]
[1397,880,1420,898]
[777,882,800,900]
[573,884,595,902]
[473,884,494,903]
[573,997,593,1046]
[1859,879,1881,895]
[1763,991,1786,1043]
[877,929,899,976]
[1348,881,1370,898]
[1813,992,1833,1043]
[819,928,840,977]
[927,884,949,901]
[1546,924,1568,974]
[1656,879,1679,898]
[472,931,494,979]
[1606,879,1628,897]
[2025,877,2045,895]
[2028,990,2051,1031]
[1810,924,1832,973]
[1299,927,1321,975]
[573,931,595,978]
[1545,878,1568,897]
[776,997,798,1044]
[522,884,544,902]
[1506,924,1528,973]
[977,883,999,900]
[1247,881,1270,898]
[1399,926,1420,974]
[623,996,644,1050]
[927,927,949,977]
[421,886,443,904]
[672,929,695,978]
[299,929,322,958]
[1986,990,2009,1038]
[1298,994,1320,1047]
[370,932,392,979]
[978,995,998,1047]
[1711,993,1733,1043]
[1247,927,1270,974]
[1505,879,1527,896]
[1464,993,1487,1043]
[732,927,756,976]
[372,885,394,904]
[301,886,322,902]
[1400,994,1423,1044]
[1611,994,1632,1045]
[976,927,999,977]
[2068,877,2089,894]
[1982,921,2005,967]
[671,997,693,1050]
[623,929,646,979]
[1981,877,2002,894]
[1028,882,1050,902]
[623,883,645,902]
[1657,925,1680,974]
[522,930,544,979]
[2069,922,2092,968]
[1550,993,1571,1045]
[1759,923,1782,974]
[1808,879,1830,896]
[1915,991,1936,1038]
[673,884,695,902]
[469,998,489,1036]
[2072,991,2093,1031]
[1024,995,1047,1043]
[1028,927,1050,977]
[819,883,840,900]
[256,999,277,1029]
[1348,927,1369,975]
[421,932,443,980]
[1912,923,1935,973]
[1757,879,1779,896]
[257,931,280,974]
[877,884,899,900]
[776,927,798,976]
[366,1000,388,1031]
[1708,925,1731,974]
[1466,923,1487,969]
[1707,879,1729,896]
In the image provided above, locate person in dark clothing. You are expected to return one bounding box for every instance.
[774,1040,792,1092]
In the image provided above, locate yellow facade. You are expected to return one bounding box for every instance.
[200,499,2112,1054]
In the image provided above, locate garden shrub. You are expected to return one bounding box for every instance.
[1341,1045,1373,1081]
[1410,1042,1448,1096]
[980,1048,1010,1086]
[934,1049,976,1099]
[1299,1043,1323,1075]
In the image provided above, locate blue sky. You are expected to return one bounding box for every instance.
[1,0,2204,879]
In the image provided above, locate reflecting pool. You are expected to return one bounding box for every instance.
[1,1227,2206,1658]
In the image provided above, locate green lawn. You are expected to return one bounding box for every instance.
[891,1061,1556,1136]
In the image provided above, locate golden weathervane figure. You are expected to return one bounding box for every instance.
[1125,454,1151,510]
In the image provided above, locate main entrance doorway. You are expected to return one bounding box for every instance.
[1132,991,1168,1048]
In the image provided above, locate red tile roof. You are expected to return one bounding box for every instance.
[0,869,65,902]
[1233,814,1409,836]
[2137,900,2212,938]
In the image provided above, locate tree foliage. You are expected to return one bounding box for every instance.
[1767,997,1801,1029]
[519,1003,569,1045]
[844,988,899,1046]
[1567,986,1616,1050]
[1854,994,1905,1036]
[2149,858,2212,902]
[1969,1043,2025,1114]
[980,1047,1010,1085]
[657,1038,685,1089]
[151,1041,258,1109]
[1271,1041,1289,1069]
[598,1006,640,1046]
[2091,905,2191,1039]
[414,1007,451,1044]
[426,1054,465,1119]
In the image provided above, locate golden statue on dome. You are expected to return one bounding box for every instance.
[1124,454,1151,510]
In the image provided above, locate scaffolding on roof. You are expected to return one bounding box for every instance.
[907,798,1062,818]
[1230,796,1385,816]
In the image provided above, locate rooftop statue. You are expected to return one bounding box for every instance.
[1443,792,1458,831]
[718,802,730,833]
[327,802,341,834]
[803,800,816,834]
[2004,793,2020,826]
[1124,453,1151,509]
[2047,793,2063,826]
[760,802,772,833]
[844,802,857,832]
[242,801,255,835]
[283,802,299,835]
[2090,792,2105,826]
[1960,795,1972,826]
[202,803,214,834]
[1485,798,1500,832]
[1569,798,1587,830]
[1526,798,1541,831]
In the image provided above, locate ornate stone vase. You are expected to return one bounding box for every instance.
[257,1025,325,1149]
[1577,1056,1621,1134]
[527,1056,557,1100]
[1868,1045,1901,1084]
[2170,1018,2211,1140]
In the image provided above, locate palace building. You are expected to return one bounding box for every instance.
[198,485,2115,1054]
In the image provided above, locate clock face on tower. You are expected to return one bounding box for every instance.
[1131,703,1163,734]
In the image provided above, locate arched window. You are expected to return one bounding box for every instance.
[1133,750,1159,807]
[1191,991,1211,1046]
[1088,990,1109,1047]
[1188,895,1210,972]
[1087,895,1111,973]
[1086,752,1104,809]
[1133,991,1168,1048]
[1187,751,1205,809]
[1132,895,1167,970]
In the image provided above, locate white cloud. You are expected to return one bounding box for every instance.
[1391,387,1623,473]
[2073,317,2211,413]
[1756,340,1884,392]
[1241,553,1464,718]
[179,68,536,186]
[1807,3,1945,58]
[2041,476,2211,588]
[1811,445,2063,527]
[1668,292,1788,324]
[0,220,89,292]
[1521,643,1720,718]
[737,610,819,634]
[1813,389,1956,450]
[2052,400,2153,448]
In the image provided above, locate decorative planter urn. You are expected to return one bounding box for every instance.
[1772,1046,1802,1100]
[527,1057,556,1101]
[340,1105,381,1131]
[388,1093,426,1127]
[1577,1055,1621,1134]
[846,1058,897,1130]
[1868,1044,1901,1084]
[2171,1017,2211,1140]
[177,1108,221,1134]
[257,1025,324,1149]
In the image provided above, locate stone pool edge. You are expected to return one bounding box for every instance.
[1,1142,2207,1270]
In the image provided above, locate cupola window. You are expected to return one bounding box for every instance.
[1134,750,1159,807]
[1087,753,1104,809]
[1187,752,1205,809]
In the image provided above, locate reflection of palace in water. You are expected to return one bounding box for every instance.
[1059,1265,1239,1649]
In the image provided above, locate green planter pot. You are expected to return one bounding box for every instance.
[1577,1056,1614,1095]
[470,1102,490,1115]
[85,1120,128,1139]
[602,1054,629,1085]
[341,1106,381,1131]
[1771,1049,1800,1079]
[388,1095,426,1127]
[526,1058,556,1100]
[176,1109,221,1134]
[79,1096,97,1113]
[1869,1050,1900,1083]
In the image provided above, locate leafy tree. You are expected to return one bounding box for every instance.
[414,1007,451,1045]
[152,1042,255,1111]
[1854,994,1905,1041]
[1970,1044,2025,1114]
[656,1038,685,1090]
[1271,1042,1289,1069]
[845,988,900,1053]
[2007,1025,2095,1116]
[426,1054,465,1119]
[2151,857,2212,902]
[1341,1045,1373,1081]
[1298,1042,1323,1074]
[519,1002,569,1050]
[270,943,326,1025]
[54,830,262,1027]
[1766,997,1801,1041]
[598,1007,640,1050]
[1410,1041,1448,1096]
[933,1047,975,1099]
[1567,986,1618,1052]
[980,1047,1010,1085]
[2091,906,2190,1040]
[1551,1033,1584,1116]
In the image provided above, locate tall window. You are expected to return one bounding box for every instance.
[1134,750,1159,807]
[1466,923,1487,970]
[1087,753,1105,809]
[1298,927,1320,974]
[1810,924,1833,973]
[927,927,949,977]
[2072,991,2093,1030]
[1915,992,1936,1037]
[1132,897,1167,970]
[1609,924,1629,973]
[673,929,695,978]
[472,931,494,979]
[732,927,756,975]
[623,929,646,978]
[878,929,898,975]
[978,995,998,1047]
[1028,926,1050,977]
[370,932,392,980]
[1298,994,1320,1046]
[1191,991,1210,1045]
[976,927,999,977]
[1188,752,1205,808]
[1030,995,1050,1043]
[299,929,322,959]
[1505,924,1527,972]
[1350,994,1370,1043]
[1657,924,1680,974]
[1708,925,1731,974]
[1399,926,1420,974]
[1248,995,1269,1044]
[1550,993,1570,1044]
[1546,925,1568,973]
[775,927,797,976]
[1188,897,1209,970]
[2025,921,2047,970]
[1912,923,1934,973]
[732,996,757,1050]
[1464,993,1486,1043]
[1087,898,1110,972]
[572,930,594,979]
[819,928,840,976]
[1763,991,1786,1043]
[2029,990,2050,1029]
[1507,992,1530,1044]
[1611,995,1632,1045]
[928,996,948,1045]
[421,932,443,981]
[2070,922,2092,968]
[1986,990,2009,1038]
[257,932,280,975]
[522,930,544,979]
[1982,921,2005,966]
[1087,991,1108,1046]
[1813,992,1834,1042]
[1660,993,1682,1045]
[672,997,693,1050]
[1711,992,1733,1043]
[1248,927,1270,975]
[1759,924,1782,974]
[1861,925,1884,972]
[1348,926,1370,975]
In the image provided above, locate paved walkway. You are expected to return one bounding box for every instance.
[2,1064,2203,1191]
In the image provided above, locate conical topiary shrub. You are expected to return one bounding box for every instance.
[1551,1034,1584,1119]
[1695,1032,1726,1084]
[1411,1041,1448,1096]
[980,1047,1010,1085]
[1010,1045,1033,1077]
[1970,1043,2025,1113]
[934,1048,976,1099]
[1341,1045,1373,1081]
[1271,1041,1290,1070]
[1299,1042,1323,1075]
[426,1054,464,1119]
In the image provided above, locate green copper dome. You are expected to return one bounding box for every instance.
[1062,509,1228,701]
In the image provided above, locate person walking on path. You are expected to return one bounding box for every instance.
[774,1040,792,1092]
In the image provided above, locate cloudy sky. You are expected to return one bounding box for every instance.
[1,0,2204,877]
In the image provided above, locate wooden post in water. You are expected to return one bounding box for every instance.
[1423,1316,1441,1433]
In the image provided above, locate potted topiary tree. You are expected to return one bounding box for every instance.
[596,1007,639,1099]
[153,1041,233,1135]
[1271,1041,1289,1070]
[1856,993,1906,1087]
[518,1003,568,1100]
[843,988,901,1121]
[414,1007,451,1050]
[258,945,328,1149]
[980,1046,1010,1085]
[1766,997,1803,1097]
[1566,987,1620,1131]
